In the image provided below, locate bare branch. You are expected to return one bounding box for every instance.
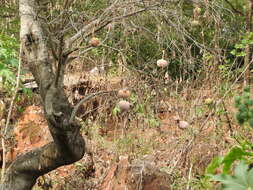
[65,2,160,48]
[224,0,245,16]
[70,90,117,123]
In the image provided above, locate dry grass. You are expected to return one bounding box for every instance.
[14,64,246,189]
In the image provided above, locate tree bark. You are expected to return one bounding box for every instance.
[0,0,85,189]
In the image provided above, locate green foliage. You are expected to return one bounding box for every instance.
[206,145,253,189]
[234,86,253,126]
[112,105,120,116]
[82,0,108,14]
[219,64,233,80]
[134,103,145,114]
[146,117,160,128]
[222,146,253,174]
[211,162,253,190]
[206,146,253,176]
[0,3,20,35]
[0,34,19,91]
[207,87,253,189]
[231,33,253,57]
[206,156,224,175]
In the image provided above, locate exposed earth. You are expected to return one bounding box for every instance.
[3,62,240,189]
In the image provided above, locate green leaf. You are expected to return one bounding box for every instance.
[134,103,145,114]
[112,106,120,116]
[231,50,237,55]
[237,52,247,57]
[244,86,251,93]
[0,63,5,70]
[241,39,248,45]
[211,162,253,190]
[242,92,251,100]
[6,58,18,66]
[205,156,224,175]
[236,113,245,124]
[248,40,253,45]
[222,147,253,174]
[211,174,245,190]
[130,94,137,104]
[235,44,246,49]
[0,68,14,79]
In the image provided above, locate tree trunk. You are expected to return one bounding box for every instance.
[0,0,85,189]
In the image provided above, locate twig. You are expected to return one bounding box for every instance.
[222,100,233,134]
[63,48,79,57]
[1,46,22,182]
[91,4,159,37]
[66,0,120,47]
[69,90,117,123]
[0,15,15,18]
[186,163,193,190]
[66,2,159,47]
[166,59,253,173]
[224,0,245,16]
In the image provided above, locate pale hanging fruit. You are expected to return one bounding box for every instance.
[178,120,190,129]
[157,59,168,68]
[173,116,190,130]
[191,20,200,27]
[118,89,131,99]
[118,100,131,112]
[89,37,100,47]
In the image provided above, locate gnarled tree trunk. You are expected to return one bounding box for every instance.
[1,0,85,189]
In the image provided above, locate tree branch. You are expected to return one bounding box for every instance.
[1,1,85,189]
[224,0,245,16]
[65,2,160,48]
[70,90,116,123]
